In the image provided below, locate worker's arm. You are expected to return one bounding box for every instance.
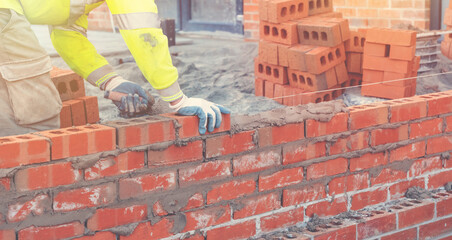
[50,13,148,116]
[105,0,230,134]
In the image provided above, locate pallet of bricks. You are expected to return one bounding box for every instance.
[255,0,353,105]
[345,29,366,88]
[441,1,452,60]
[50,67,100,128]
[362,28,421,99]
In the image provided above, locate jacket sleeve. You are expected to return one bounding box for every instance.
[105,0,182,102]
[50,14,119,88]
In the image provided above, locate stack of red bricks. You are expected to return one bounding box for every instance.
[50,67,100,128]
[255,0,352,105]
[345,29,366,87]
[362,28,421,99]
[441,1,452,60]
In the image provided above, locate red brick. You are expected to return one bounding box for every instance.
[259,167,303,191]
[370,125,409,146]
[184,205,231,232]
[255,59,289,85]
[371,168,407,186]
[259,40,279,65]
[261,208,304,232]
[298,21,343,47]
[408,156,442,178]
[427,135,452,155]
[85,151,145,180]
[18,221,84,240]
[447,115,452,132]
[182,234,204,240]
[15,162,81,191]
[179,160,231,185]
[107,116,175,148]
[363,55,412,74]
[388,98,427,123]
[283,183,326,207]
[182,193,205,211]
[390,45,417,61]
[7,194,50,222]
[0,230,15,240]
[349,103,389,130]
[233,149,281,176]
[417,92,452,116]
[350,152,387,171]
[206,131,256,158]
[329,172,369,195]
[397,201,435,228]
[50,67,85,101]
[260,21,299,45]
[121,218,175,240]
[310,224,357,240]
[150,141,203,166]
[73,232,116,240]
[264,79,275,98]
[389,141,425,162]
[255,78,265,97]
[258,123,304,147]
[65,99,87,126]
[78,96,100,124]
[381,228,417,240]
[329,131,369,155]
[207,179,255,204]
[283,141,326,165]
[288,68,338,91]
[361,83,414,100]
[308,0,333,15]
[357,211,396,239]
[59,102,72,128]
[278,44,290,66]
[53,183,116,212]
[363,69,384,83]
[363,42,387,57]
[366,28,416,46]
[267,0,309,23]
[346,52,362,74]
[351,188,387,210]
[38,124,115,160]
[233,192,280,219]
[410,118,443,139]
[428,170,452,189]
[389,179,425,200]
[437,193,452,217]
[0,134,50,169]
[419,216,452,240]
[307,158,347,180]
[288,45,315,71]
[0,178,10,191]
[161,113,231,139]
[306,113,348,137]
[87,205,147,231]
[119,171,176,199]
[306,196,347,217]
[206,220,256,240]
[304,44,346,74]
[153,201,168,216]
[345,30,366,53]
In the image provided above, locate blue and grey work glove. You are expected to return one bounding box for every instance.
[170,95,231,134]
[104,76,151,118]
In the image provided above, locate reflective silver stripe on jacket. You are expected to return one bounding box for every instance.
[86,64,117,88]
[68,0,86,25]
[113,12,160,30]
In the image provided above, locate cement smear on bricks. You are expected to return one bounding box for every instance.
[405,186,433,200]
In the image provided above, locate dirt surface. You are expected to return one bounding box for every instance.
[50,35,452,123]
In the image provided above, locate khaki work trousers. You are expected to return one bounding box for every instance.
[0,9,62,137]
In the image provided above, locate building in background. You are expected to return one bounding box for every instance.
[88,0,450,41]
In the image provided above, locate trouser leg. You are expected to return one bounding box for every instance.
[0,9,61,137]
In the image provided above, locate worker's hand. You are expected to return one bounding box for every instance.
[104,76,149,118]
[170,95,231,134]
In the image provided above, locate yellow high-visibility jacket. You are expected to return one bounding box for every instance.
[0,0,182,102]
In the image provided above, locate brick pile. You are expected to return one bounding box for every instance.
[50,67,100,128]
[255,0,352,105]
[362,28,420,99]
[441,1,452,60]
